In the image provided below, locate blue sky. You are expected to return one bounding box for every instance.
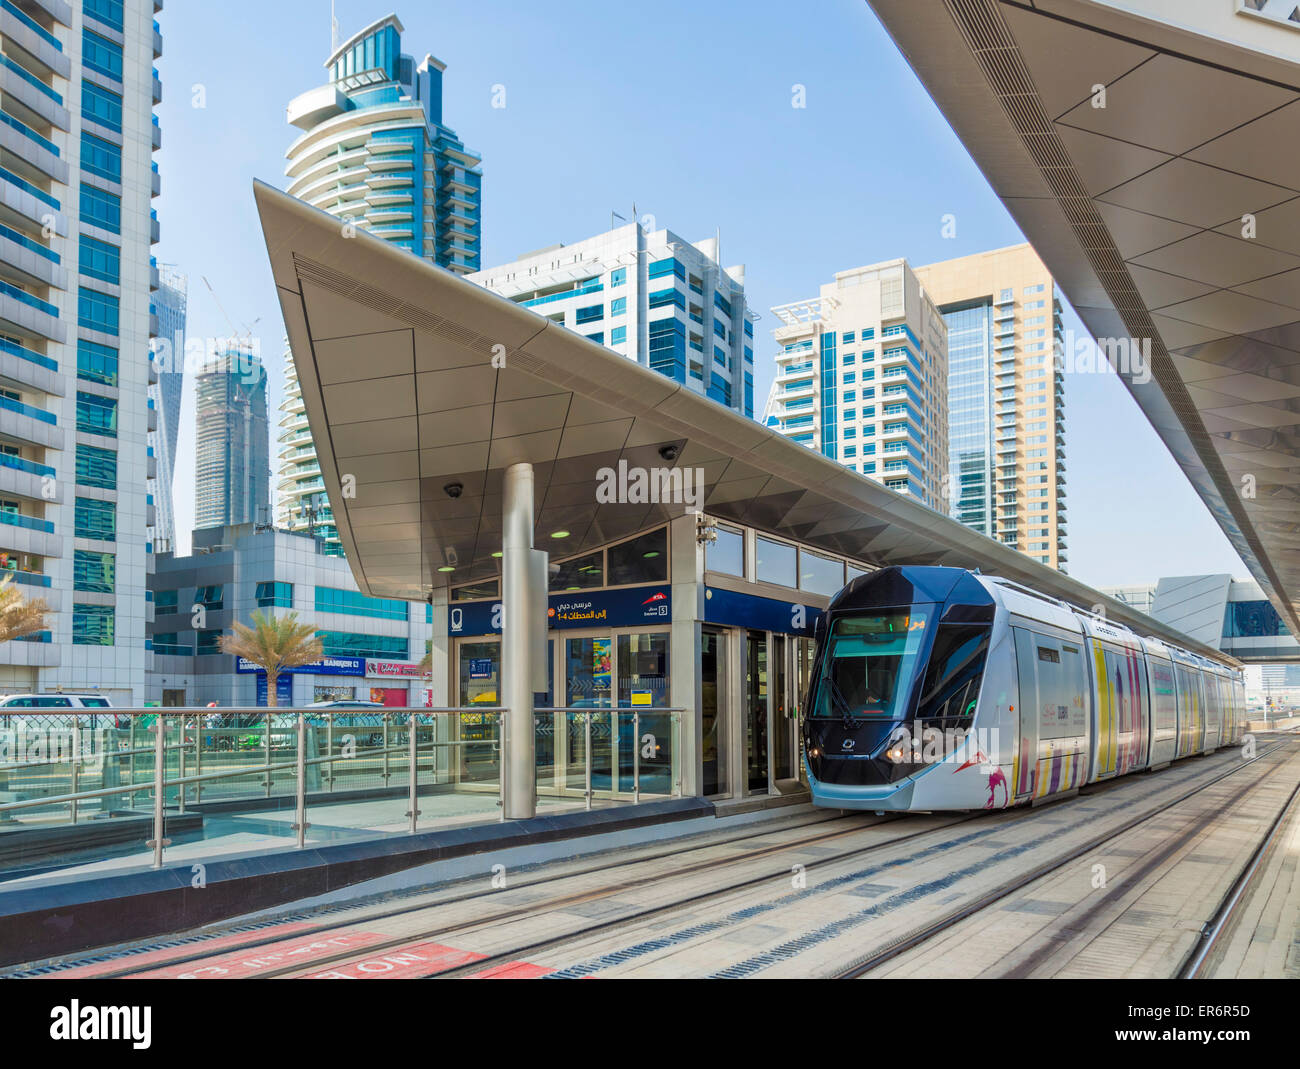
[155,0,1249,588]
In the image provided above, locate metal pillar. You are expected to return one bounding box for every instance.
[501,462,539,819]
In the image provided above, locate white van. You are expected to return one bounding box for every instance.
[0,694,113,708]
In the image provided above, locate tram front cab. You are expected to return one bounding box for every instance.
[802,566,996,811]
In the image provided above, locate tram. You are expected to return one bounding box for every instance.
[802,566,1246,811]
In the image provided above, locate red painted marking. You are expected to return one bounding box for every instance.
[46,923,318,978]
[129,930,388,978]
[468,961,556,979]
[303,941,487,979]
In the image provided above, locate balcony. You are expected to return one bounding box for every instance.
[0,53,70,132]
[151,160,160,197]
[0,109,67,184]
[0,451,56,501]
[153,19,163,58]
[0,507,57,555]
[0,1,70,80]
[0,393,61,450]
[0,335,59,394]
[151,114,161,150]
[152,67,162,104]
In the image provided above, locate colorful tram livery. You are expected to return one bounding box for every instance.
[802,566,1246,812]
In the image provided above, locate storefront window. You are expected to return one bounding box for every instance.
[707,524,744,577]
[756,536,796,587]
[550,552,603,592]
[607,528,668,586]
[799,548,845,596]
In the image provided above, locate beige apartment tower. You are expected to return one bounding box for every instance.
[765,259,949,511]
[914,244,1067,570]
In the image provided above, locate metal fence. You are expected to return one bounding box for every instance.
[0,705,683,871]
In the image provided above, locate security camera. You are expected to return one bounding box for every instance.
[659,444,680,462]
[444,482,464,498]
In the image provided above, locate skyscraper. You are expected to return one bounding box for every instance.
[277,14,482,550]
[194,348,270,531]
[469,223,755,416]
[765,259,949,511]
[914,245,1067,570]
[0,1,162,703]
[147,264,186,552]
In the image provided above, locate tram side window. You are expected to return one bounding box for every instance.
[1175,665,1200,723]
[1149,660,1177,734]
[1203,671,1222,730]
[915,623,991,728]
[1100,647,1146,734]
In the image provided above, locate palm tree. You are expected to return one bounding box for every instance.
[219,609,322,708]
[0,573,48,644]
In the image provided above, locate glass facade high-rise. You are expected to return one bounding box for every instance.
[0,0,162,703]
[943,302,995,536]
[194,349,270,531]
[147,264,185,551]
[277,14,482,551]
[914,245,1068,571]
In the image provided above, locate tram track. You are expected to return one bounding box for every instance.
[260,741,1278,979]
[8,806,854,977]
[29,737,1291,980]
[224,809,983,978]
[833,735,1300,979]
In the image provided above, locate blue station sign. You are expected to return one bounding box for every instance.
[449,585,671,637]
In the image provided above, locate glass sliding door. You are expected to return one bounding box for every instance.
[701,628,728,796]
[456,639,500,785]
[617,632,669,793]
[745,630,769,794]
[565,635,614,791]
[772,634,796,783]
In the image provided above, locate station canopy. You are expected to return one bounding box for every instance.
[867,0,1300,640]
[254,181,1234,664]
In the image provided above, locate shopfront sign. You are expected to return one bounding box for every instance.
[236,656,365,676]
[368,661,423,677]
[449,586,671,637]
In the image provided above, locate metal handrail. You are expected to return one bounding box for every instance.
[534,707,684,806]
[0,704,681,870]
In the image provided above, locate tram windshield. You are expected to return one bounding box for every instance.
[810,610,929,719]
